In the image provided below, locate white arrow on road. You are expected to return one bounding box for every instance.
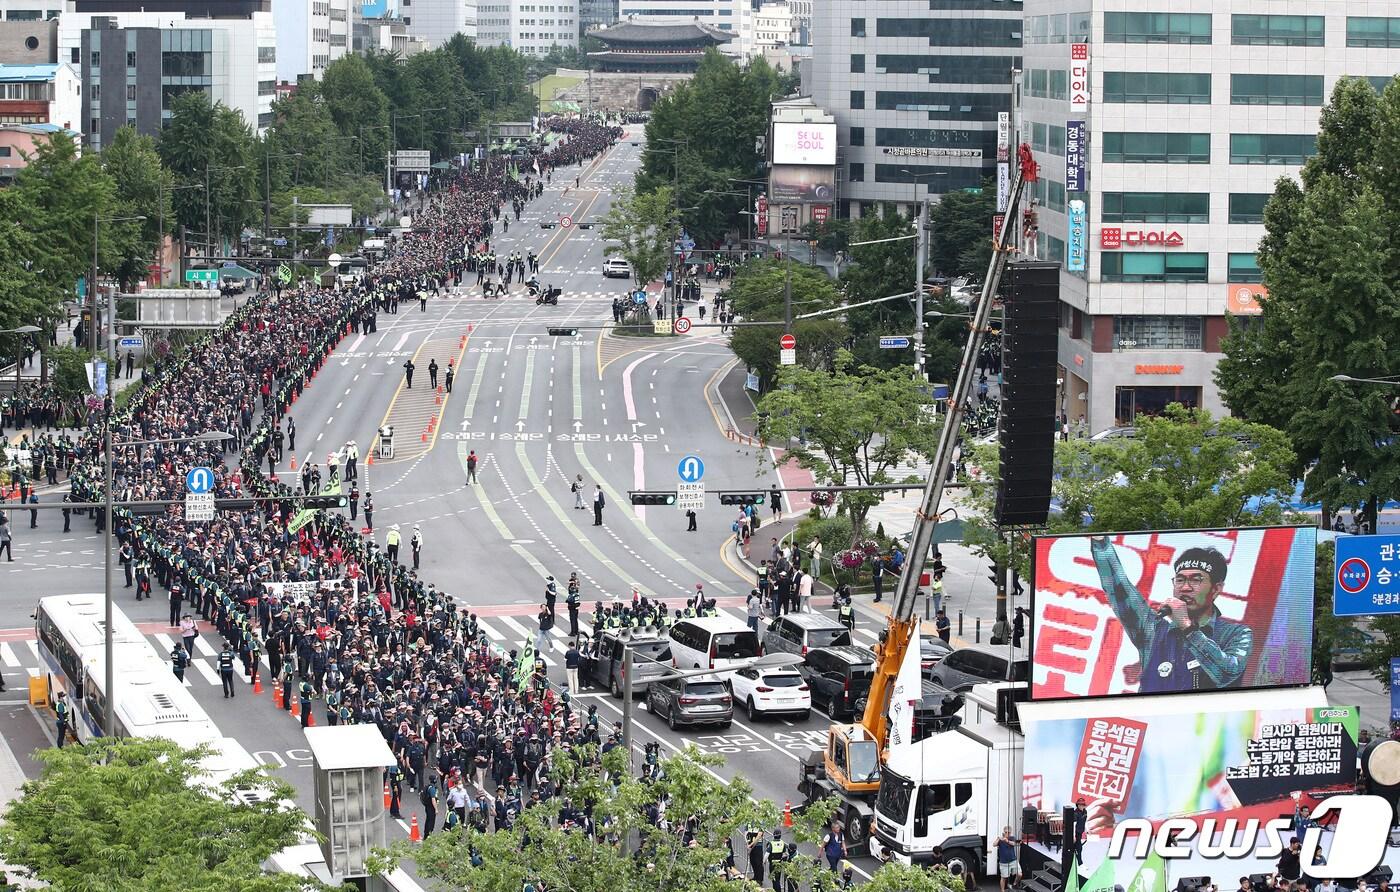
[573,419,583,432]
[515,420,526,432]
[460,417,471,430]
[529,336,537,346]
[631,422,647,433]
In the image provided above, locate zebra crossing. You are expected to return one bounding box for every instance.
[0,606,881,690]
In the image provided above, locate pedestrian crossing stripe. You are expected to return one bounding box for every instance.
[0,607,878,689]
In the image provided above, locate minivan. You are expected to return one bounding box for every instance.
[762,613,852,658]
[800,645,877,720]
[927,645,1029,692]
[669,616,761,671]
[587,630,672,698]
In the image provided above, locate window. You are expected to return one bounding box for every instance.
[876,91,1007,119]
[1232,14,1324,46]
[1228,253,1262,283]
[850,90,865,109]
[1231,74,1323,106]
[91,84,100,100]
[258,80,275,96]
[851,53,865,73]
[1104,12,1211,44]
[1033,178,1067,212]
[1101,254,1210,284]
[1104,72,1210,103]
[849,126,864,146]
[126,50,137,67]
[1347,17,1400,48]
[258,45,276,64]
[1049,69,1067,100]
[875,54,1019,83]
[1102,132,1210,163]
[1111,315,1206,348]
[1102,192,1209,223]
[0,146,10,157]
[91,51,100,67]
[71,47,79,64]
[126,84,136,100]
[1229,193,1270,224]
[849,162,864,182]
[1230,133,1316,164]
[875,18,1022,47]
[850,17,865,37]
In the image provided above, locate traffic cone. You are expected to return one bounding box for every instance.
[367,454,374,466]
[290,455,298,470]
[384,781,392,808]
[290,697,300,719]
[252,674,263,695]
[409,815,421,841]
[273,685,283,708]
[306,708,315,727]
[783,800,793,828]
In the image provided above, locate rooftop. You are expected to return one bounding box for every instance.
[0,64,62,83]
[593,19,735,45]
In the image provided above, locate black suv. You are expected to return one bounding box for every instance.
[800,645,877,720]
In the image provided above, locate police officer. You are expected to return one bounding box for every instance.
[281,660,295,713]
[838,594,855,632]
[171,642,190,682]
[54,690,72,747]
[565,574,581,637]
[217,641,236,698]
[326,687,341,726]
[299,678,315,728]
[768,829,790,891]
[386,525,401,563]
[387,766,404,819]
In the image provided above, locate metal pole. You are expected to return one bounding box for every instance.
[264,149,272,238]
[103,418,114,736]
[90,212,99,357]
[621,644,634,770]
[156,182,164,287]
[204,165,212,264]
[914,198,927,381]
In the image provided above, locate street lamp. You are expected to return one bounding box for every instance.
[1331,374,1400,386]
[100,428,234,736]
[900,169,948,382]
[1,325,41,391]
[92,214,146,361]
[619,648,802,767]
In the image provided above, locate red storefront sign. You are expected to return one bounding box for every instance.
[756,196,769,237]
[1099,228,1184,250]
[811,205,830,224]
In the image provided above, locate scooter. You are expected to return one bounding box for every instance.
[535,286,560,306]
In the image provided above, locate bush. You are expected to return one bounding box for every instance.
[793,513,856,556]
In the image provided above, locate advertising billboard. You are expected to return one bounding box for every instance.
[1024,704,1360,881]
[772,122,837,166]
[1031,527,1316,700]
[770,164,836,204]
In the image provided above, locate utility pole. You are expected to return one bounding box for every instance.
[914,198,928,382]
[90,212,99,357]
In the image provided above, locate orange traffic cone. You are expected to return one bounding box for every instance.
[783,799,793,828]
[384,781,392,808]
[409,815,421,841]
[273,685,283,708]
[306,708,315,727]
[252,674,263,695]
[290,696,300,719]
[290,455,298,470]
[367,454,374,466]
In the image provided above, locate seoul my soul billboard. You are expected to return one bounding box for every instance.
[1031,527,1316,700]
[772,122,837,167]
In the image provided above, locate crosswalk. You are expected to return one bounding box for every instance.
[0,606,881,689]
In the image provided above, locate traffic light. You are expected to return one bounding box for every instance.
[217,498,258,511]
[629,491,676,506]
[303,495,349,509]
[987,562,1001,590]
[547,327,579,337]
[719,492,767,506]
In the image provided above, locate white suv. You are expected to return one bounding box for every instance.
[602,257,632,278]
[729,667,811,721]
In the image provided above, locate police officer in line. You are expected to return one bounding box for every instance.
[838,593,855,632]
[768,828,794,892]
[54,690,72,747]
[217,641,236,698]
[281,661,296,713]
[299,677,315,728]
[171,642,190,683]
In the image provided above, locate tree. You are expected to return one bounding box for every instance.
[0,189,58,336]
[158,91,257,253]
[726,258,847,388]
[321,54,391,177]
[12,131,117,296]
[599,185,680,292]
[1215,77,1400,527]
[928,179,995,280]
[0,737,314,891]
[102,126,173,289]
[755,350,940,539]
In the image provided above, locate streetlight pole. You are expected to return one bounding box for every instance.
[901,169,947,382]
[101,430,232,736]
[204,164,246,265]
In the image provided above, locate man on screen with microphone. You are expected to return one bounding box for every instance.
[1089,537,1253,692]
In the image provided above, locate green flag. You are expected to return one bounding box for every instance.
[288,478,343,534]
[1081,851,1118,892]
[1125,849,1167,892]
[514,638,535,687]
[277,263,292,284]
[1065,854,1081,892]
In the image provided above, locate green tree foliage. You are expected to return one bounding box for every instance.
[101,126,173,289]
[0,189,60,336]
[158,91,257,250]
[13,131,118,293]
[321,54,392,172]
[726,258,848,387]
[928,179,995,280]
[599,185,680,291]
[639,51,786,245]
[45,345,91,402]
[1215,77,1400,524]
[756,350,939,538]
[0,737,314,892]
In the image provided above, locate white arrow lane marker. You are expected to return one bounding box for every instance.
[518,337,536,422]
[621,353,656,521]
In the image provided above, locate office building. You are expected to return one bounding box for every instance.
[58,9,277,150]
[272,0,355,82]
[808,0,1021,217]
[354,15,429,55]
[474,0,574,54]
[404,0,480,47]
[616,0,750,40]
[579,0,615,32]
[1018,3,1400,432]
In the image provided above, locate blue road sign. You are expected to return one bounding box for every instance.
[878,336,911,349]
[677,455,705,483]
[1334,534,1400,616]
[185,466,215,494]
[632,291,648,306]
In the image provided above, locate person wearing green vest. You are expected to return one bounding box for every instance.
[54,691,72,747]
[281,661,295,713]
[837,595,855,632]
[386,525,402,564]
[767,829,792,892]
[299,679,315,728]
[326,688,341,725]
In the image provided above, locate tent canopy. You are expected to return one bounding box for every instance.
[219,264,259,280]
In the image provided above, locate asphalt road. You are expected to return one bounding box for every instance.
[0,132,894,878]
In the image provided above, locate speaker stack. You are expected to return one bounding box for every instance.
[994,262,1061,527]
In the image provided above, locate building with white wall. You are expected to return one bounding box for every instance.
[404,0,479,46]
[0,61,78,126]
[473,0,575,55]
[1018,3,1400,433]
[272,0,354,82]
[808,0,1020,218]
[58,8,277,149]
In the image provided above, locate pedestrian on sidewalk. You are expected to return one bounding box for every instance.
[769,486,783,522]
[28,492,38,528]
[429,359,439,389]
[403,358,415,389]
[935,608,951,643]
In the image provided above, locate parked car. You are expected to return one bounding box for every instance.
[602,257,632,278]
[669,616,761,671]
[800,645,877,720]
[927,645,1029,692]
[919,637,954,677]
[645,674,733,730]
[762,613,852,658]
[853,679,964,740]
[729,666,811,721]
[587,630,672,698]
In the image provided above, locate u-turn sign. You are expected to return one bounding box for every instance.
[185,466,215,494]
[677,455,705,483]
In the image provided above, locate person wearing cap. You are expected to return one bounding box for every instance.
[386,524,401,564]
[410,526,423,570]
[1090,537,1252,692]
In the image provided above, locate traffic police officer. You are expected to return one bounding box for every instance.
[217,641,236,697]
[299,678,315,728]
[838,595,855,632]
[54,691,72,747]
[171,642,190,682]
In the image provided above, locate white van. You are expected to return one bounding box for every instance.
[668,616,761,671]
[362,238,387,258]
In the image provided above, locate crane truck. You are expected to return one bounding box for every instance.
[797,145,1040,853]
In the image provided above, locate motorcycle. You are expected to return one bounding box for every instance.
[535,286,561,306]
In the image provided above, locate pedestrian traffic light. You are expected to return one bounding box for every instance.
[303,495,349,509]
[547,327,579,337]
[629,491,676,506]
[719,492,766,506]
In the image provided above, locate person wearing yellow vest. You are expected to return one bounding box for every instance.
[386,524,402,563]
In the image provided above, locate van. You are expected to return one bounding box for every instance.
[587,630,672,697]
[762,612,852,658]
[668,616,761,671]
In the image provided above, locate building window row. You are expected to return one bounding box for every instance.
[1229,133,1316,164]
[874,18,1022,47]
[1230,74,1323,106]
[1029,120,1065,156]
[872,54,1020,84]
[1024,68,1067,100]
[1347,16,1400,47]
[1101,191,1209,223]
[875,90,1008,119]
[1101,131,1210,164]
[1104,12,1210,44]
[1103,71,1210,104]
[1111,314,1203,349]
[1024,11,1090,43]
[1031,176,1066,212]
[1233,14,1324,46]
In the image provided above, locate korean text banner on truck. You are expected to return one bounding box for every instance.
[1030,526,1316,700]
